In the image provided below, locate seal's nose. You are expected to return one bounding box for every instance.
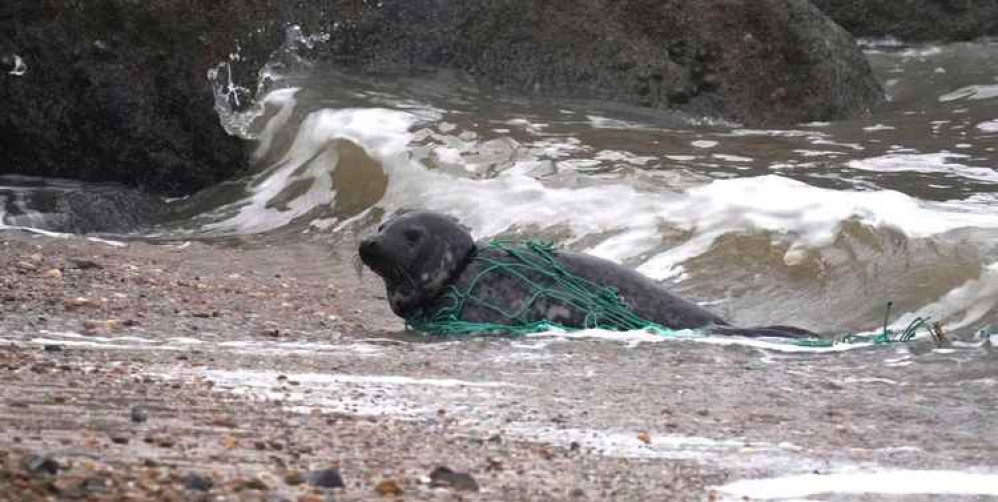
[359,237,378,260]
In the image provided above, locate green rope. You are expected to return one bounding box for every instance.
[405,240,933,348]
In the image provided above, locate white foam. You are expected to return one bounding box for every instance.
[528,328,875,353]
[862,123,895,132]
[977,119,998,133]
[8,54,26,76]
[712,154,753,163]
[940,83,998,102]
[891,262,998,330]
[508,425,808,470]
[587,115,647,129]
[204,106,420,233]
[846,152,998,184]
[171,368,525,419]
[715,470,998,499]
[692,140,719,149]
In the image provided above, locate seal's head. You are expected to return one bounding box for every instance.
[359,211,475,318]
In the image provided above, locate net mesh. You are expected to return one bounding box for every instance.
[405,240,931,347]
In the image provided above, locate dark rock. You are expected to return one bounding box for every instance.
[429,466,479,492]
[43,344,63,352]
[21,454,60,476]
[305,468,345,489]
[813,0,998,41]
[310,0,883,125]
[0,176,168,233]
[69,258,103,270]
[130,405,149,424]
[0,2,248,195]
[181,472,214,492]
[0,0,882,197]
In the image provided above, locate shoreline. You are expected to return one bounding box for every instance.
[2,229,996,501]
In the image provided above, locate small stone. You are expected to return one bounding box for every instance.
[22,454,60,476]
[64,297,102,310]
[130,405,149,423]
[305,468,344,489]
[181,472,214,491]
[110,434,130,445]
[27,253,43,262]
[16,260,37,271]
[283,470,305,486]
[429,466,479,492]
[374,479,403,496]
[43,344,64,352]
[637,431,652,444]
[83,319,120,335]
[570,487,586,498]
[233,477,269,491]
[69,258,103,270]
[43,269,63,279]
[211,416,237,428]
[221,435,239,449]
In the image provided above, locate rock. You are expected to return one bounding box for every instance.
[130,405,149,423]
[0,179,169,233]
[0,0,881,201]
[83,319,120,335]
[330,0,881,125]
[374,479,403,496]
[15,260,37,271]
[233,477,270,491]
[64,297,103,310]
[283,470,305,486]
[43,268,63,279]
[637,431,652,444]
[0,4,247,196]
[69,259,104,270]
[305,468,345,489]
[110,434,130,445]
[43,344,64,352]
[429,466,479,492]
[181,472,214,491]
[812,0,998,41]
[21,454,60,476]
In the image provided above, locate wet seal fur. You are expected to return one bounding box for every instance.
[359,211,815,338]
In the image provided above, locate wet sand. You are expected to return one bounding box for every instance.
[1,230,995,501]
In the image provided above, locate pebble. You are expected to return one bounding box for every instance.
[69,258,103,270]
[43,344,64,352]
[16,260,37,271]
[180,472,214,491]
[22,454,60,476]
[64,297,102,310]
[429,466,479,491]
[130,405,149,423]
[83,319,120,335]
[374,479,403,496]
[305,468,344,489]
[43,268,63,279]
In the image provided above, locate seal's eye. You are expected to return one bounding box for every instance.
[403,229,422,243]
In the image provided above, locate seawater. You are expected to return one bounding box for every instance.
[185,37,998,336]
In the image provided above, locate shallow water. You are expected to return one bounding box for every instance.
[163,36,998,337]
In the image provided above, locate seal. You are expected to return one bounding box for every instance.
[359,211,815,338]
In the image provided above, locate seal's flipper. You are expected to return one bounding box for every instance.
[710,325,818,339]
